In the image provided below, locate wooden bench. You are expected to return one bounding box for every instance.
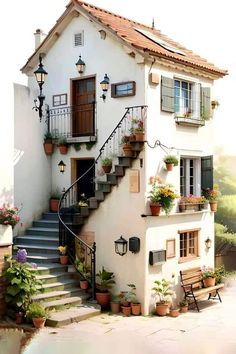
[180,267,224,312]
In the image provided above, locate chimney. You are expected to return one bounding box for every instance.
[34,29,46,49]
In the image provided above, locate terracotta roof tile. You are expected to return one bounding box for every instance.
[76,1,227,77]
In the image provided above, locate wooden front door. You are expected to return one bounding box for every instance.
[72,77,95,137]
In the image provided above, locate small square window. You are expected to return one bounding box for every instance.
[111,81,136,98]
[52,94,67,107]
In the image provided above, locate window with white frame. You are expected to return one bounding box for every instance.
[174,80,193,116]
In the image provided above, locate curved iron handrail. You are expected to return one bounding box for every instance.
[57,105,147,300]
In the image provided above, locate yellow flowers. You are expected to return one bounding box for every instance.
[57,246,67,255]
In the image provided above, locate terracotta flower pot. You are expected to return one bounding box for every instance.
[122,143,133,157]
[180,306,188,313]
[44,142,54,155]
[110,301,120,314]
[102,165,112,174]
[60,255,69,265]
[80,280,89,290]
[169,309,180,317]
[50,199,59,212]
[135,132,145,141]
[150,203,161,216]
[32,317,46,329]
[209,202,217,212]
[165,163,174,171]
[131,303,141,316]
[121,306,131,316]
[96,292,111,310]
[156,303,169,316]
[203,277,216,287]
[59,144,68,155]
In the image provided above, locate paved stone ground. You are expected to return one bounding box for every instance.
[22,280,236,354]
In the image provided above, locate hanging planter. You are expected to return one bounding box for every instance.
[163,155,179,171]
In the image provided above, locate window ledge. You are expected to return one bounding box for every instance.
[178,256,200,264]
[175,117,205,127]
[143,210,211,217]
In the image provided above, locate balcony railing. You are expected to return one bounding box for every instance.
[47,102,96,138]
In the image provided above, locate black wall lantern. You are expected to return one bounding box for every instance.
[205,237,212,249]
[33,55,48,121]
[100,74,109,101]
[58,160,66,173]
[75,55,85,74]
[114,236,128,256]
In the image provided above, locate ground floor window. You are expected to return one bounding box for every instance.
[178,229,200,262]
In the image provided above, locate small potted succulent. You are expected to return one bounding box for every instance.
[101,157,112,174]
[163,155,179,171]
[57,245,68,265]
[179,299,189,313]
[26,302,48,329]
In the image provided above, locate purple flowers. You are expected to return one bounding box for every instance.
[16,249,27,263]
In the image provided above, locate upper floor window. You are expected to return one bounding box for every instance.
[161,76,211,122]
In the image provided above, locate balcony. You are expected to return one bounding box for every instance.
[48,102,96,142]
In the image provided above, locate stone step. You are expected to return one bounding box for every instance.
[36,271,74,284]
[33,220,59,229]
[15,235,59,247]
[15,244,59,254]
[88,198,98,209]
[95,190,105,201]
[46,305,100,327]
[97,181,112,193]
[26,254,59,263]
[114,165,125,176]
[129,140,145,151]
[42,212,59,221]
[106,173,118,185]
[38,279,79,293]
[31,263,68,275]
[26,227,59,237]
[43,296,83,311]
[118,156,133,167]
[32,288,85,303]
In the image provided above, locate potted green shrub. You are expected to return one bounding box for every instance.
[202,268,216,287]
[163,155,178,171]
[179,299,188,313]
[152,279,174,316]
[3,262,42,322]
[96,267,115,309]
[110,294,121,314]
[43,131,54,155]
[121,135,133,157]
[50,189,61,212]
[75,259,91,290]
[58,136,68,155]
[26,302,48,329]
[101,157,112,174]
[202,185,221,212]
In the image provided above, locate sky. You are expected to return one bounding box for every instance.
[1,0,235,154]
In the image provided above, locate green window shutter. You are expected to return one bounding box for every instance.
[161,76,174,113]
[201,155,213,191]
[200,87,211,120]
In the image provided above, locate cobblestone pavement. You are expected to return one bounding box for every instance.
[22,280,236,354]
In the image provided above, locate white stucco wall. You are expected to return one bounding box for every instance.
[14,83,52,233]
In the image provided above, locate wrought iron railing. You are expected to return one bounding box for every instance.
[48,102,96,138]
[58,105,147,300]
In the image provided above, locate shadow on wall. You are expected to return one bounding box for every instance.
[0,187,13,206]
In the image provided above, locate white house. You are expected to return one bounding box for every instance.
[15,0,227,316]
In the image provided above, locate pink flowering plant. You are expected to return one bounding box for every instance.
[0,204,20,227]
[179,195,207,204]
[148,176,179,214]
[202,185,221,202]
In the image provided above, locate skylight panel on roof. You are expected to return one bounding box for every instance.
[135,28,186,56]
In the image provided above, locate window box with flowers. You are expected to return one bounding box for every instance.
[178,195,208,212]
[202,185,221,212]
[0,205,20,245]
[148,176,179,216]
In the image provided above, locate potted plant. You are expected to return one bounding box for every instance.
[202,185,221,212]
[50,189,61,212]
[202,267,216,287]
[169,307,180,317]
[57,245,69,265]
[101,157,112,174]
[121,135,133,157]
[26,302,48,329]
[163,155,179,171]
[58,136,68,155]
[110,294,121,314]
[75,259,91,290]
[152,279,174,316]
[3,262,43,322]
[131,118,145,141]
[96,267,115,309]
[179,299,189,313]
[178,195,208,212]
[148,176,179,215]
[43,131,54,155]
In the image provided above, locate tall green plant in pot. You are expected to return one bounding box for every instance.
[152,279,174,316]
[3,262,43,321]
[96,267,115,309]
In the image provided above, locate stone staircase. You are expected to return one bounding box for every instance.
[14,212,100,327]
